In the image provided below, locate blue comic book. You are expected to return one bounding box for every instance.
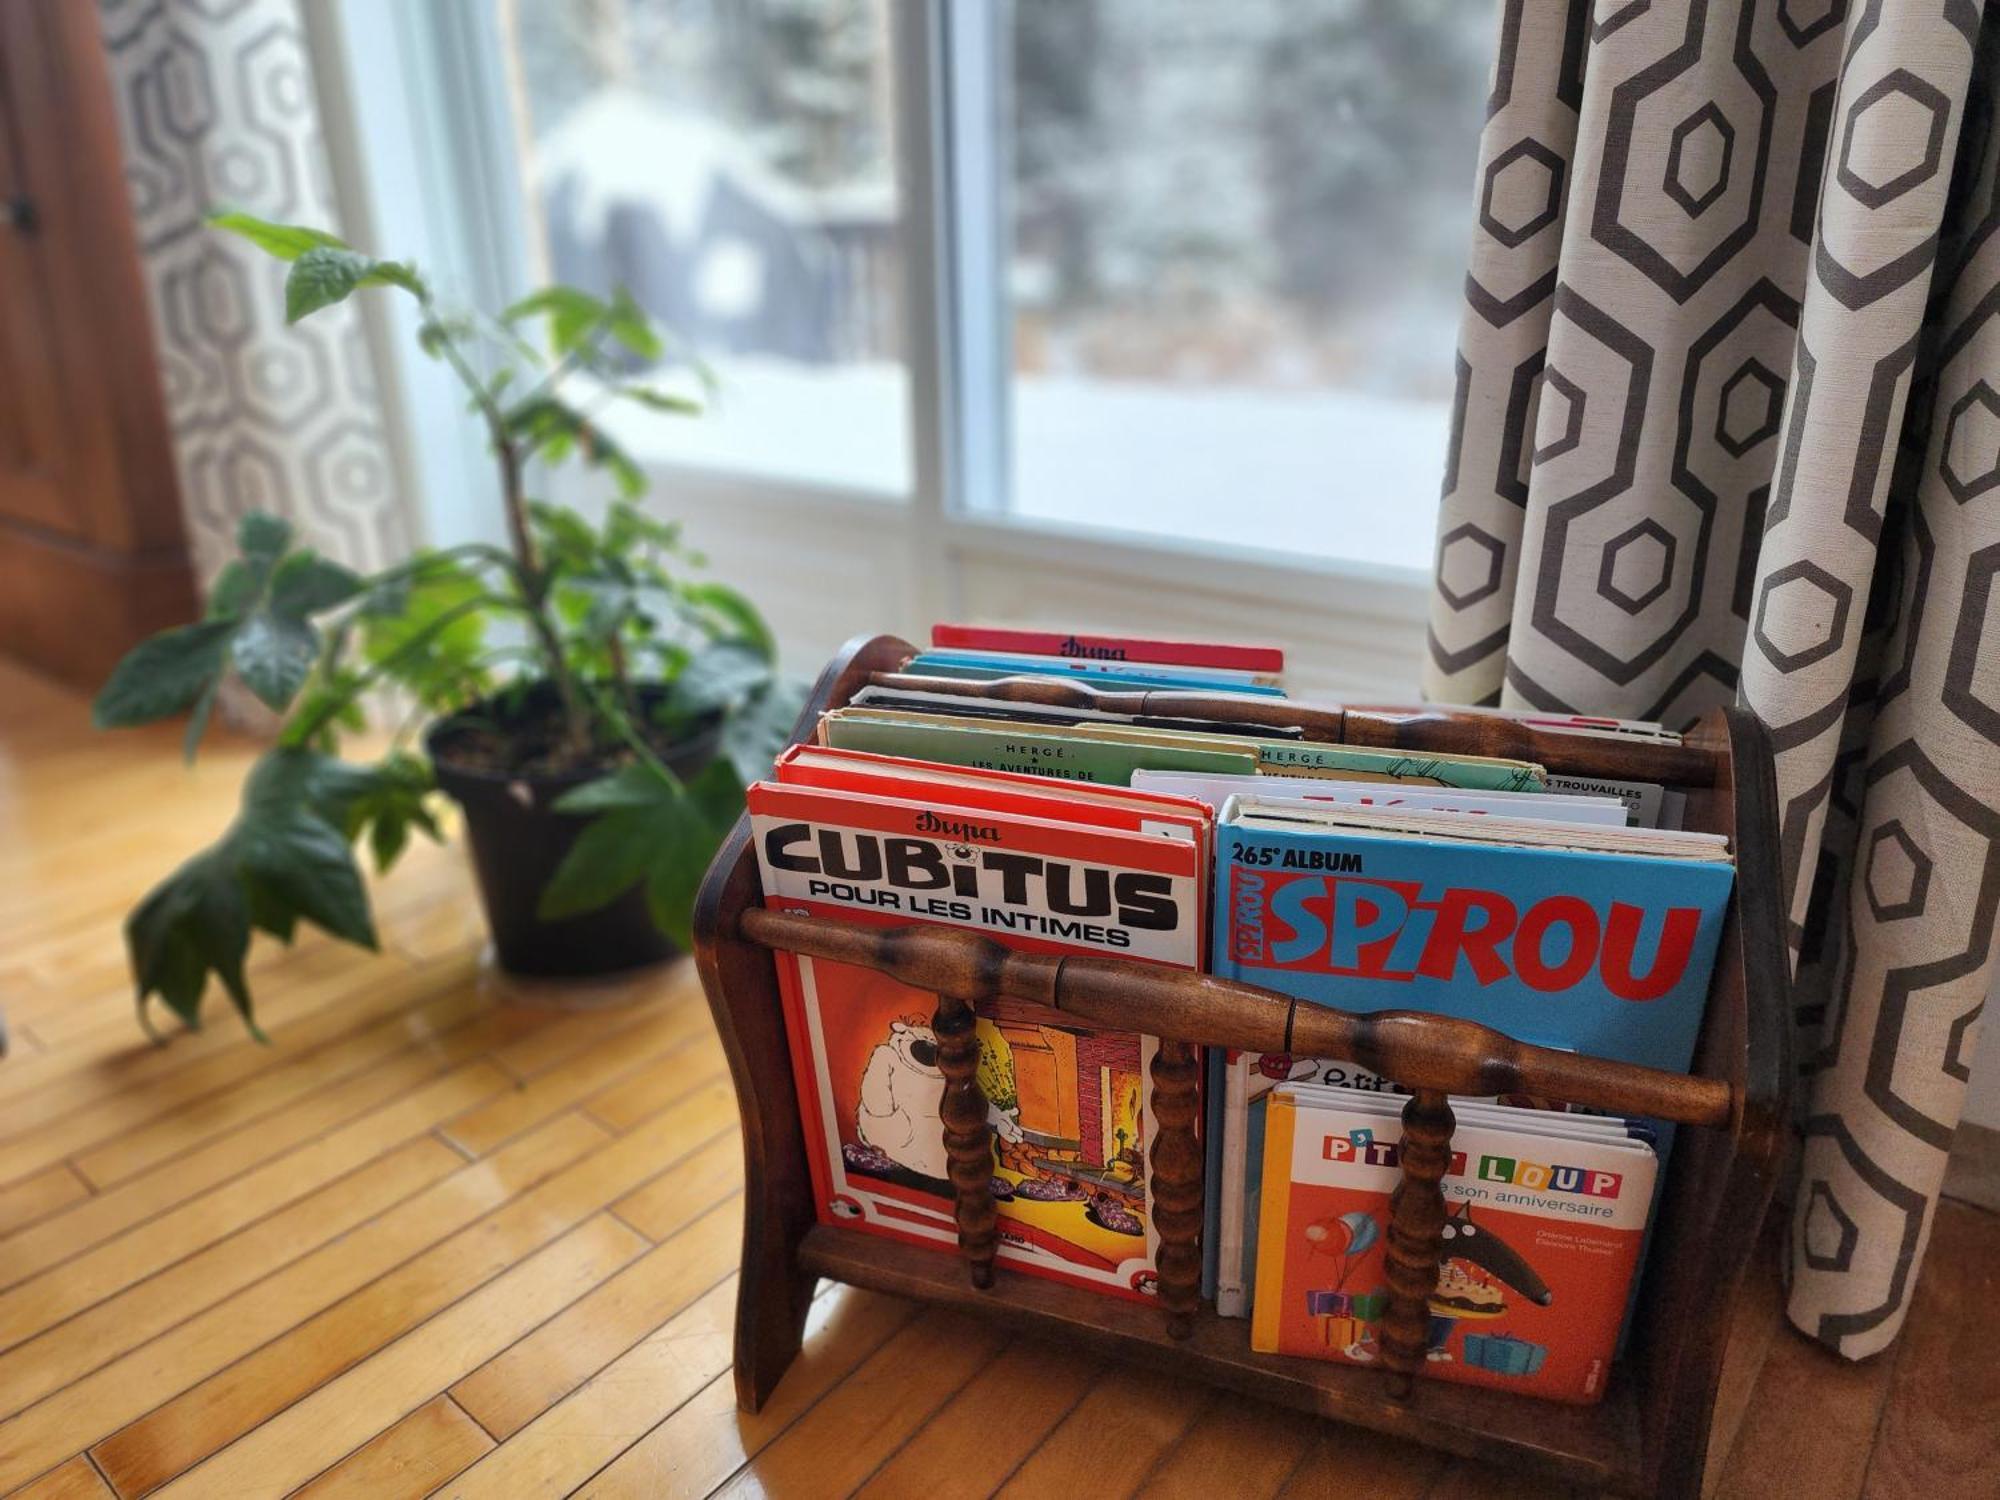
[1207,798,1733,1316]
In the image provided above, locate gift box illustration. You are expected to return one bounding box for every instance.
[1462,1333,1549,1377]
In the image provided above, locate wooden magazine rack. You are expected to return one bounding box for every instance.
[693,634,1790,1500]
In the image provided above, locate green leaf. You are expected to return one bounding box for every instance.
[527,501,598,571]
[538,757,740,940]
[125,847,252,1033]
[208,211,348,261]
[235,804,376,947]
[207,560,258,619]
[341,752,440,874]
[681,580,777,659]
[270,551,364,617]
[183,677,220,764]
[121,746,416,1037]
[606,288,665,361]
[239,511,293,567]
[552,763,672,816]
[285,247,424,324]
[231,612,319,711]
[94,620,236,729]
[536,804,665,921]
[285,247,370,322]
[358,554,493,711]
[720,680,806,787]
[618,385,702,416]
[603,500,680,555]
[502,286,610,356]
[676,641,774,716]
[646,761,741,948]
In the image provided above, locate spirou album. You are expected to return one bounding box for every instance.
[745,777,1207,1301]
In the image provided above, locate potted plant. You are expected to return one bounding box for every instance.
[92,212,799,1039]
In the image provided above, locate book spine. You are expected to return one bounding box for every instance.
[930,624,1285,675]
[1248,1091,1295,1354]
[1214,1052,1252,1317]
[1200,1045,1226,1304]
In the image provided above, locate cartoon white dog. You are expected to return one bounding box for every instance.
[857,1020,1021,1183]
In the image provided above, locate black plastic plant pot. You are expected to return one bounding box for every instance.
[425,690,722,979]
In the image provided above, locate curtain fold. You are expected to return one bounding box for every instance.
[1426,0,2000,1357]
[97,0,413,585]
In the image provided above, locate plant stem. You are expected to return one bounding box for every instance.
[423,293,592,756]
[579,677,681,789]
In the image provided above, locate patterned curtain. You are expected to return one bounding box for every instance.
[1425,0,2000,1358]
[97,0,412,586]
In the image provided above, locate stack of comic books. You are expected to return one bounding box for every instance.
[754,618,1716,1358]
[1252,1081,1659,1404]
[746,744,1212,1301]
[1207,798,1733,1323]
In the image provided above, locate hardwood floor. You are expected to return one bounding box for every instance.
[1,658,1995,1499]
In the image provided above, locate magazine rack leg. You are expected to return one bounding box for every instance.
[1151,1038,1203,1338]
[1381,1089,1456,1398]
[934,991,999,1287]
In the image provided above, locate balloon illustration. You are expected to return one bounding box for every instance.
[1339,1210,1379,1258]
[1302,1210,1382,1292]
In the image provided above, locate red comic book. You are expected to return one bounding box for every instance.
[929,623,1284,676]
[1252,1084,1658,1404]
[747,779,1209,1301]
[773,744,1212,841]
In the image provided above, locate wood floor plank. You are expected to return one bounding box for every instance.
[1144,1390,1323,1499]
[584,1033,733,1134]
[437,1217,748,1496]
[484,970,703,1083]
[1702,1220,1787,1499]
[0,1061,510,1348]
[0,930,452,1114]
[6,1454,114,1500]
[707,1308,1009,1500]
[1275,1425,1444,1500]
[0,1135,458,1418]
[146,1214,647,1499]
[610,1127,742,1241]
[88,1082,732,1497]
[0,1114,607,1497]
[0,1163,89,1231]
[440,1001,716,1157]
[0,1024,510,1289]
[450,1157,743,1439]
[995,1364,1212,1499]
[572,1286,923,1500]
[0,938,397,1114]
[1711,1318,1898,1500]
[68,980,493,1187]
[0,953,481,1186]
[1860,1201,2000,1500]
[854,1336,1103,1500]
[1418,1459,1595,1500]
[291,1394,495,1500]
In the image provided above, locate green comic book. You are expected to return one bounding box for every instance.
[819,710,1260,785]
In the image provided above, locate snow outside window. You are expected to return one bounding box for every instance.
[500,0,1495,576]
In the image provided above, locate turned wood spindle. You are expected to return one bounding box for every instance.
[932,990,999,1289]
[1379,1088,1457,1398]
[1147,1038,1203,1338]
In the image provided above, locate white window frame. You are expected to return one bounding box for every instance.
[312,0,1435,701]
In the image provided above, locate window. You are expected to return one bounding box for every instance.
[344,1,1495,692]
[501,0,911,497]
[997,1,1492,572]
